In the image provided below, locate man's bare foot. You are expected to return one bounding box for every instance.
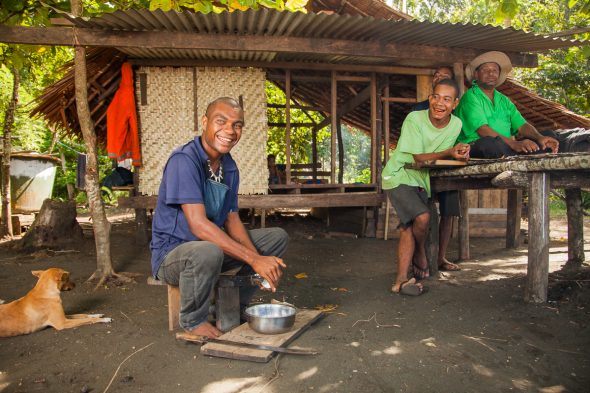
[412,256,430,279]
[438,258,461,271]
[185,322,222,339]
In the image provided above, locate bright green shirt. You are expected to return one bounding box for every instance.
[382,110,462,196]
[455,82,526,144]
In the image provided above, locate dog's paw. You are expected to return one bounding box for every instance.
[99,317,113,323]
[88,314,104,318]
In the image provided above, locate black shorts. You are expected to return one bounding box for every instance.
[436,190,460,217]
[386,185,429,228]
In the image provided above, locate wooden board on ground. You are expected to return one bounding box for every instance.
[201,309,323,363]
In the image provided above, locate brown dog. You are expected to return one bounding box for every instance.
[0,268,112,337]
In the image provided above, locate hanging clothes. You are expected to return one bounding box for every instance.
[106,62,141,166]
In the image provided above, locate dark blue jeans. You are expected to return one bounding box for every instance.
[156,227,289,330]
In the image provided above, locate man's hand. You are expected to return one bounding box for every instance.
[450,143,471,161]
[250,255,287,292]
[509,139,540,154]
[538,136,559,153]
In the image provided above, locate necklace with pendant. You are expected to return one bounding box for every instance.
[207,159,223,183]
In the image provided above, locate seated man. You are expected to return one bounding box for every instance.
[382,79,470,296]
[412,65,461,272]
[150,97,289,338]
[455,51,559,158]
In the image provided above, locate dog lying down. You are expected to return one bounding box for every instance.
[0,268,112,337]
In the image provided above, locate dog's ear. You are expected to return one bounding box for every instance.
[31,270,44,278]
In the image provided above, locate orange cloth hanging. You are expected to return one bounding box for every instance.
[106,62,141,166]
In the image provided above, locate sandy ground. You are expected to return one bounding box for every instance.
[0,211,589,393]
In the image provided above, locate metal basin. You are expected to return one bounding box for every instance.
[245,304,296,335]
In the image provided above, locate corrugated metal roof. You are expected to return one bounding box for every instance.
[64,8,585,63]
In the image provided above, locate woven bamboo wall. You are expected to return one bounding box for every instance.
[195,67,268,195]
[136,67,195,195]
[136,66,268,196]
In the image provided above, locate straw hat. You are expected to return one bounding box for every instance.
[465,51,512,87]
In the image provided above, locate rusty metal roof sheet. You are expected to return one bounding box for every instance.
[63,8,585,62]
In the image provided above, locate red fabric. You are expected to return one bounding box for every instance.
[106,63,141,166]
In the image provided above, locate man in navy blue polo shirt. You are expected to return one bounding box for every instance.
[150,97,289,339]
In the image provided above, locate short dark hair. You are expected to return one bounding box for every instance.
[205,97,243,117]
[436,66,455,79]
[433,78,460,98]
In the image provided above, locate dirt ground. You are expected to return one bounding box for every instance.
[0,210,589,393]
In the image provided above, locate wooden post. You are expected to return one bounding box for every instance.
[370,73,377,184]
[525,172,550,303]
[427,198,439,276]
[505,189,522,248]
[416,75,431,102]
[312,128,318,181]
[285,70,292,184]
[458,190,470,260]
[453,62,465,96]
[375,78,383,184]
[383,81,390,166]
[331,71,337,184]
[565,188,584,266]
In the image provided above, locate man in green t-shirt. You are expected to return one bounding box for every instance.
[382,79,470,296]
[455,51,559,158]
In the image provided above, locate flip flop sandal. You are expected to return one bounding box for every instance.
[392,280,426,296]
[412,263,430,279]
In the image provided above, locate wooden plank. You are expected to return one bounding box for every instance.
[370,73,377,184]
[0,26,538,66]
[383,82,390,165]
[525,172,550,303]
[239,192,384,209]
[201,309,323,362]
[458,190,470,260]
[381,97,418,103]
[285,70,292,184]
[416,74,432,101]
[565,188,585,266]
[506,189,522,249]
[331,71,337,184]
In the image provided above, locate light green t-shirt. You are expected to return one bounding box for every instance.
[382,110,462,196]
[455,82,527,144]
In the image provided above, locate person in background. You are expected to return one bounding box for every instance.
[382,79,470,296]
[455,51,559,158]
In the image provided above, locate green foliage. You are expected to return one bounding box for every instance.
[147,0,308,13]
[403,0,590,117]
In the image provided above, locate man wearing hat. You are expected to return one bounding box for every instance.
[455,51,559,158]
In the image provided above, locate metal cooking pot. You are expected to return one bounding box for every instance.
[245,304,296,334]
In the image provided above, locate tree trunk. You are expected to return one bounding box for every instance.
[1,67,19,238]
[72,0,115,284]
[19,199,83,251]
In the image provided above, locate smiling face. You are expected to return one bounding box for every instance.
[201,99,244,161]
[428,83,459,127]
[474,62,501,90]
[432,66,453,88]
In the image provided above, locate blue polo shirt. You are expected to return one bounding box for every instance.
[150,137,239,276]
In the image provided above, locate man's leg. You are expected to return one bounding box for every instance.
[221,227,289,310]
[470,136,516,158]
[393,225,416,291]
[157,241,224,338]
[411,212,431,279]
[437,191,461,271]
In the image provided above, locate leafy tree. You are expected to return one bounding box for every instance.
[401,0,589,116]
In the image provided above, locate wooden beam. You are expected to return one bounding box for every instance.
[383,81,390,164]
[267,103,326,112]
[370,73,377,184]
[285,70,292,185]
[134,58,437,75]
[315,83,372,131]
[381,97,418,103]
[331,71,337,184]
[239,192,384,209]
[0,25,539,67]
[416,74,431,102]
[334,75,371,82]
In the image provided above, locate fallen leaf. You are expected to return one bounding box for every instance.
[315,304,338,312]
[295,272,308,279]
